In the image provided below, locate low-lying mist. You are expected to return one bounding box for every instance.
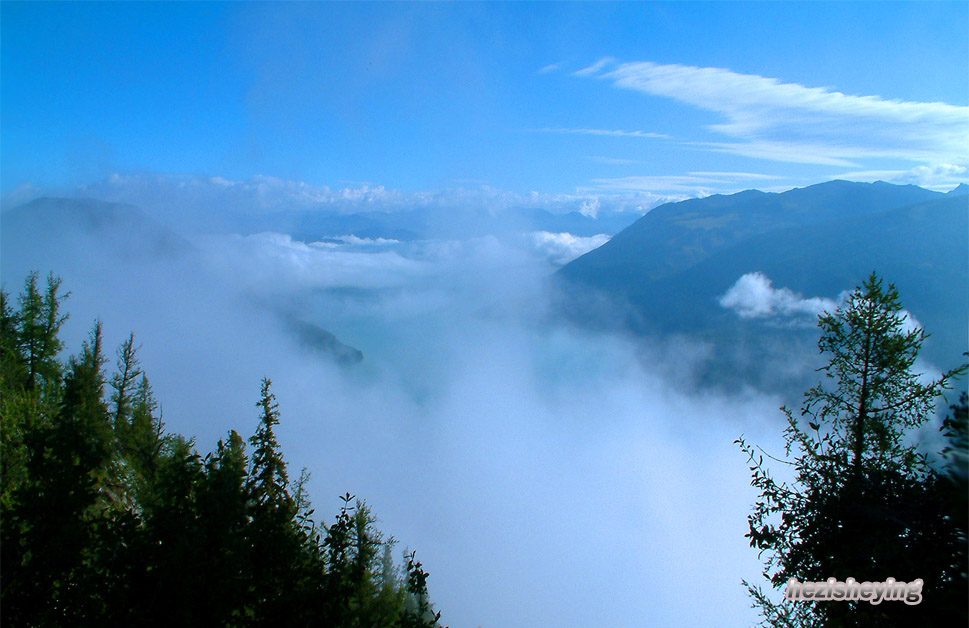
[1,196,796,627]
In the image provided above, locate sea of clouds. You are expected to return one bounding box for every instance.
[1,180,805,628]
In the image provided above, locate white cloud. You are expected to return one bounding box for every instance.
[199,231,424,293]
[327,234,401,247]
[526,231,610,266]
[686,171,783,180]
[579,197,600,218]
[586,171,785,195]
[577,59,969,167]
[535,127,670,139]
[588,156,645,166]
[719,272,838,322]
[695,140,862,168]
[66,173,673,228]
[831,164,969,192]
[574,57,616,76]
[720,273,927,339]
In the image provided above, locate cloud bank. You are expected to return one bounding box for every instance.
[0,192,799,628]
[1,173,678,231]
[832,164,969,192]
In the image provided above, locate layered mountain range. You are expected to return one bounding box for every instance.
[3,180,966,386]
[0,197,364,367]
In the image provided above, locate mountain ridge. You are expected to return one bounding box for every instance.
[555,180,966,376]
[559,180,943,288]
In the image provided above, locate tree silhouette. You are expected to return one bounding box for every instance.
[0,274,446,627]
[738,273,967,627]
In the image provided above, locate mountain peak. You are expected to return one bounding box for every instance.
[947,183,968,196]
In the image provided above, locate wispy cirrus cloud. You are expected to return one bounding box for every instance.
[588,156,646,166]
[575,59,969,168]
[534,127,670,139]
[585,171,785,195]
[686,171,782,180]
[573,57,615,77]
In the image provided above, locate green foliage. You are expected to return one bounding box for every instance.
[939,392,969,591]
[940,390,968,489]
[402,551,444,628]
[737,273,968,627]
[0,274,445,627]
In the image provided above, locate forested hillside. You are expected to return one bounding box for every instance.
[0,272,444,627]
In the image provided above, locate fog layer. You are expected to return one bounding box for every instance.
[1,194,794,627]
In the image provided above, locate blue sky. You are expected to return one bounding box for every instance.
[2,1,967,199]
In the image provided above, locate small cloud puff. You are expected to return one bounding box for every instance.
[718,272,837,322]
[719,273,925,334]
[579,197,600,219]
[528,231,610,266]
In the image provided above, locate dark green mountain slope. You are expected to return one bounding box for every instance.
[556,181,966,373]
[559,180,942,289]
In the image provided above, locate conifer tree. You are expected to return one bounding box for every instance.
[200,430,253,623]
[250,378,293,513]
[246,378,309,625]
[402,551,443,628]
[1,275,446,627]
[323,492,359,626]
[10,321,114,623]
[140,435,209,624]
[125,374,167,496]
[0,288,26,389]
[18,272,69,393]
[0,274,69,534]
[738,273,967,627]
[0,289,28,520]
[110,333,142,431]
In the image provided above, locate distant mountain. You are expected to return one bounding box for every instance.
[253,205,639,243]
[560,181,941,289]
[1,197,365,368]
[279,314,364,366]
[556,180,968,380]
[1,196,192,259]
